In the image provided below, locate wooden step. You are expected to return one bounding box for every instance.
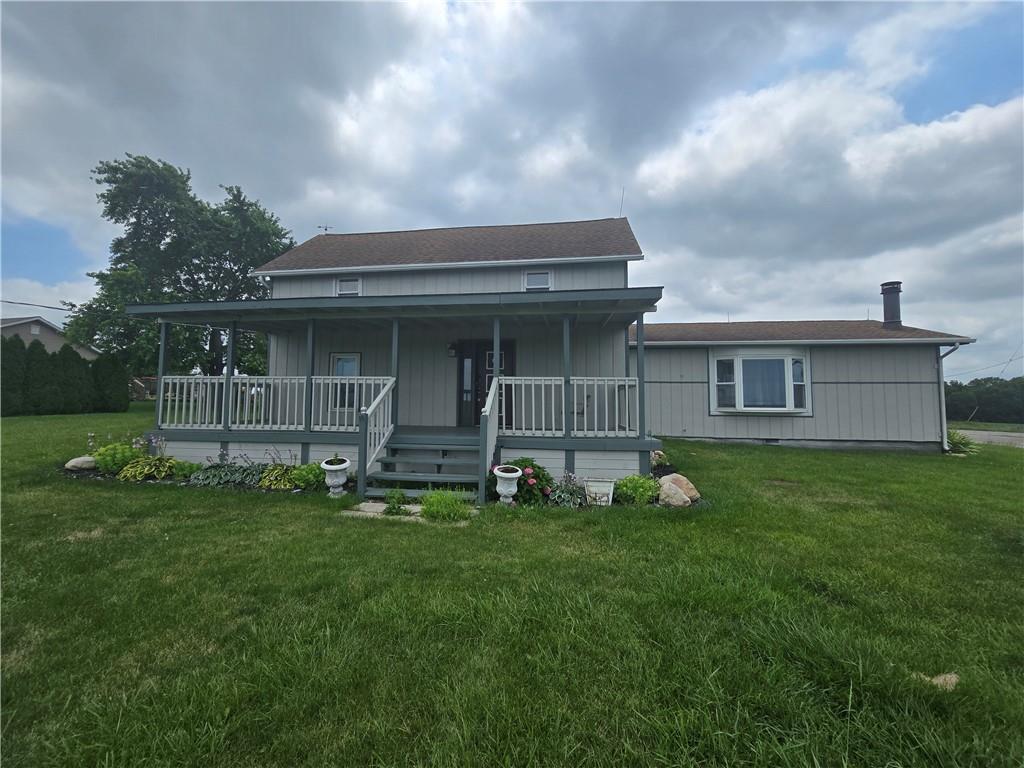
[363,486,477,500]
[370,471,478,485]
[379,456,478,469]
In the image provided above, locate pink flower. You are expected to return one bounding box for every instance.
[543,487,551,495]
[527,478,537,485]
[523,467,534,476]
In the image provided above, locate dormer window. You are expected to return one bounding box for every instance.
[336,278,361,296]
[30,323,41,335]
[523,270,552,292]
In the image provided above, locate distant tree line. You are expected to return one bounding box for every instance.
[945,377,1024,424]
[1,335,129,416]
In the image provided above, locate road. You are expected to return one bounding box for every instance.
[960,430,1024,448]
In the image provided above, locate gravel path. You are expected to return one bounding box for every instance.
[961,430,1024,448]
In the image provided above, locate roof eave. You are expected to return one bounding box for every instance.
[632,337,976,347]
[252,253,643,277]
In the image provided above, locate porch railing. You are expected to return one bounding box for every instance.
[570,377,639,438]
[497,376,565,437]
[310,376,393,432]
[478,377,501,503]
[357,378,396,494]
[229,376,307,430]
[496,376,639,438]
[159,376,226,429]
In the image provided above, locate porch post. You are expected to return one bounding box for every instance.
[562,316,572,438]
[156,320,168,428]
[304,319,316,430]
[391,318,399,428]
[492,317,501,376]
[636,313,646,438]
[624,327,631,377]
[357,410,369,497]
[222,322,237,431]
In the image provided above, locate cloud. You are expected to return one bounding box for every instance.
[0,277,95,328]
[1,1,1020,379]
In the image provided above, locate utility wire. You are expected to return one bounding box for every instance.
[1,298,68,311]
[946,354,1024,379]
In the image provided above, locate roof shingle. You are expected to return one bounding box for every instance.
[255,218,642,272]
[631,320,973,344]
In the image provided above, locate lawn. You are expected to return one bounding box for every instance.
[949,420,1024,433]
[3,404,1022,766]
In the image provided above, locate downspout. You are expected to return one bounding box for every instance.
[938,343,961,452]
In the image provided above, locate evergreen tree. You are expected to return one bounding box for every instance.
[24,340,62,414]
[55,344,94,413]
[91,353,130,412]
[1,335,27,416]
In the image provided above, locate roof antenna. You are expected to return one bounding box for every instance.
[618,187,625,218]
[317,225,334,234]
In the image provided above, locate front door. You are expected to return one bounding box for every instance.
[457,339,515,427]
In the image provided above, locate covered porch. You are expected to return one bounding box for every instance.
[127,287,661,498]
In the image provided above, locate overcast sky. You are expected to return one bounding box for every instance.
[2,1,1022,379]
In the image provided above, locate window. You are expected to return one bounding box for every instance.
[336,278,361,296]
[710,348,810,413]
[523,270,552,291]
[329,353,360,409]
[30,324,40,335]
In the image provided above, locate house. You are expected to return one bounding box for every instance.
[126,219,974,502]
[126,218,662,502]
[632,282,974,451]
[1,315,99,360]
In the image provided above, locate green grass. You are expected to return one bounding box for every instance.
[949,420,1024,433]
[3,404,1023,766]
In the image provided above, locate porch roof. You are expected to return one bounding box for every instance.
[126,286,663,331]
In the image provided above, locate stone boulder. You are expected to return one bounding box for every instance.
[660,473,700,502]
[65,456,97,471]
[658,478,692,507]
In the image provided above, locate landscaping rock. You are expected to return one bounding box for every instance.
[915,672,959,691]
[658,476,692,507]
[661,473,700,502]
[65,456,97,471]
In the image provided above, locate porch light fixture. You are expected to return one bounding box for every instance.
[447,343,457,357]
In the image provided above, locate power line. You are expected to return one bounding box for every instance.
[1,299,68,311]
[946,355,1024,379]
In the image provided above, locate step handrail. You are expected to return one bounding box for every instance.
[357,377,396,495]
[478,376,501,504]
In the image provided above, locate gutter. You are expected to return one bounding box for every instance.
[632,338,976,347]
[938,342,962,452]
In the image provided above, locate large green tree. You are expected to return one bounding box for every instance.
[1,335,27,416]
[64,155,292,376]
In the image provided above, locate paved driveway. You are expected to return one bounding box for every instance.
[961,430,1024,448]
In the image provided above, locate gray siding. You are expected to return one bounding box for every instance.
[268,322,628,427]
[163,440,222,463]
[636,344,943,443]
[575,450,640,479]
[270,261,626,298]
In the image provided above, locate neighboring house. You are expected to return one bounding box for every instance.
[126,219,973,501]
[1,316,99,360]
[127,218,661,501]
[631,282,974,451]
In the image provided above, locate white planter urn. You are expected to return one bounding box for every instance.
[584,478,615,507]
[320,457,352,498]
[492,465,523,504]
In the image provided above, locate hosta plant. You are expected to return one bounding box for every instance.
[117,456,176,482]
[258,464,296,490]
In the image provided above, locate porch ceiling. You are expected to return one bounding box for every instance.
[126,286,662,332]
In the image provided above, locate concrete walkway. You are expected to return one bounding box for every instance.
[960,430,1024,448]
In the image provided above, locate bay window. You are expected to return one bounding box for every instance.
[710,348,810,413]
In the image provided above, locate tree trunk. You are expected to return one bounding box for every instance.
[206,328,224,375]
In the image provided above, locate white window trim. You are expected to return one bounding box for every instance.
[709,346,811,415]
[522,269,553,292]
[329,352,361,377]
[328,352,361,410]
[336,277,362,296]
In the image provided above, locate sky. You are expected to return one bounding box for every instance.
[2,1,1022,381]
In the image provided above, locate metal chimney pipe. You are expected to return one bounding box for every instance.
[881,281,902,327]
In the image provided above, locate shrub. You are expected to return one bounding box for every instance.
[95,442,145,474]
[947,428,979,455]
[24,340,61,415]
[289,463,326,491]
[258,464,296,490]
[91,353,130,413]
[383,488,411,516]
[420,490,472,522]
[172,461,203,481]
[548,472,588,509]
[1,335,26,416]
[486,457,554,505]
[117,456,176,481]
[613,474,661,505]
[189,462,267,488]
